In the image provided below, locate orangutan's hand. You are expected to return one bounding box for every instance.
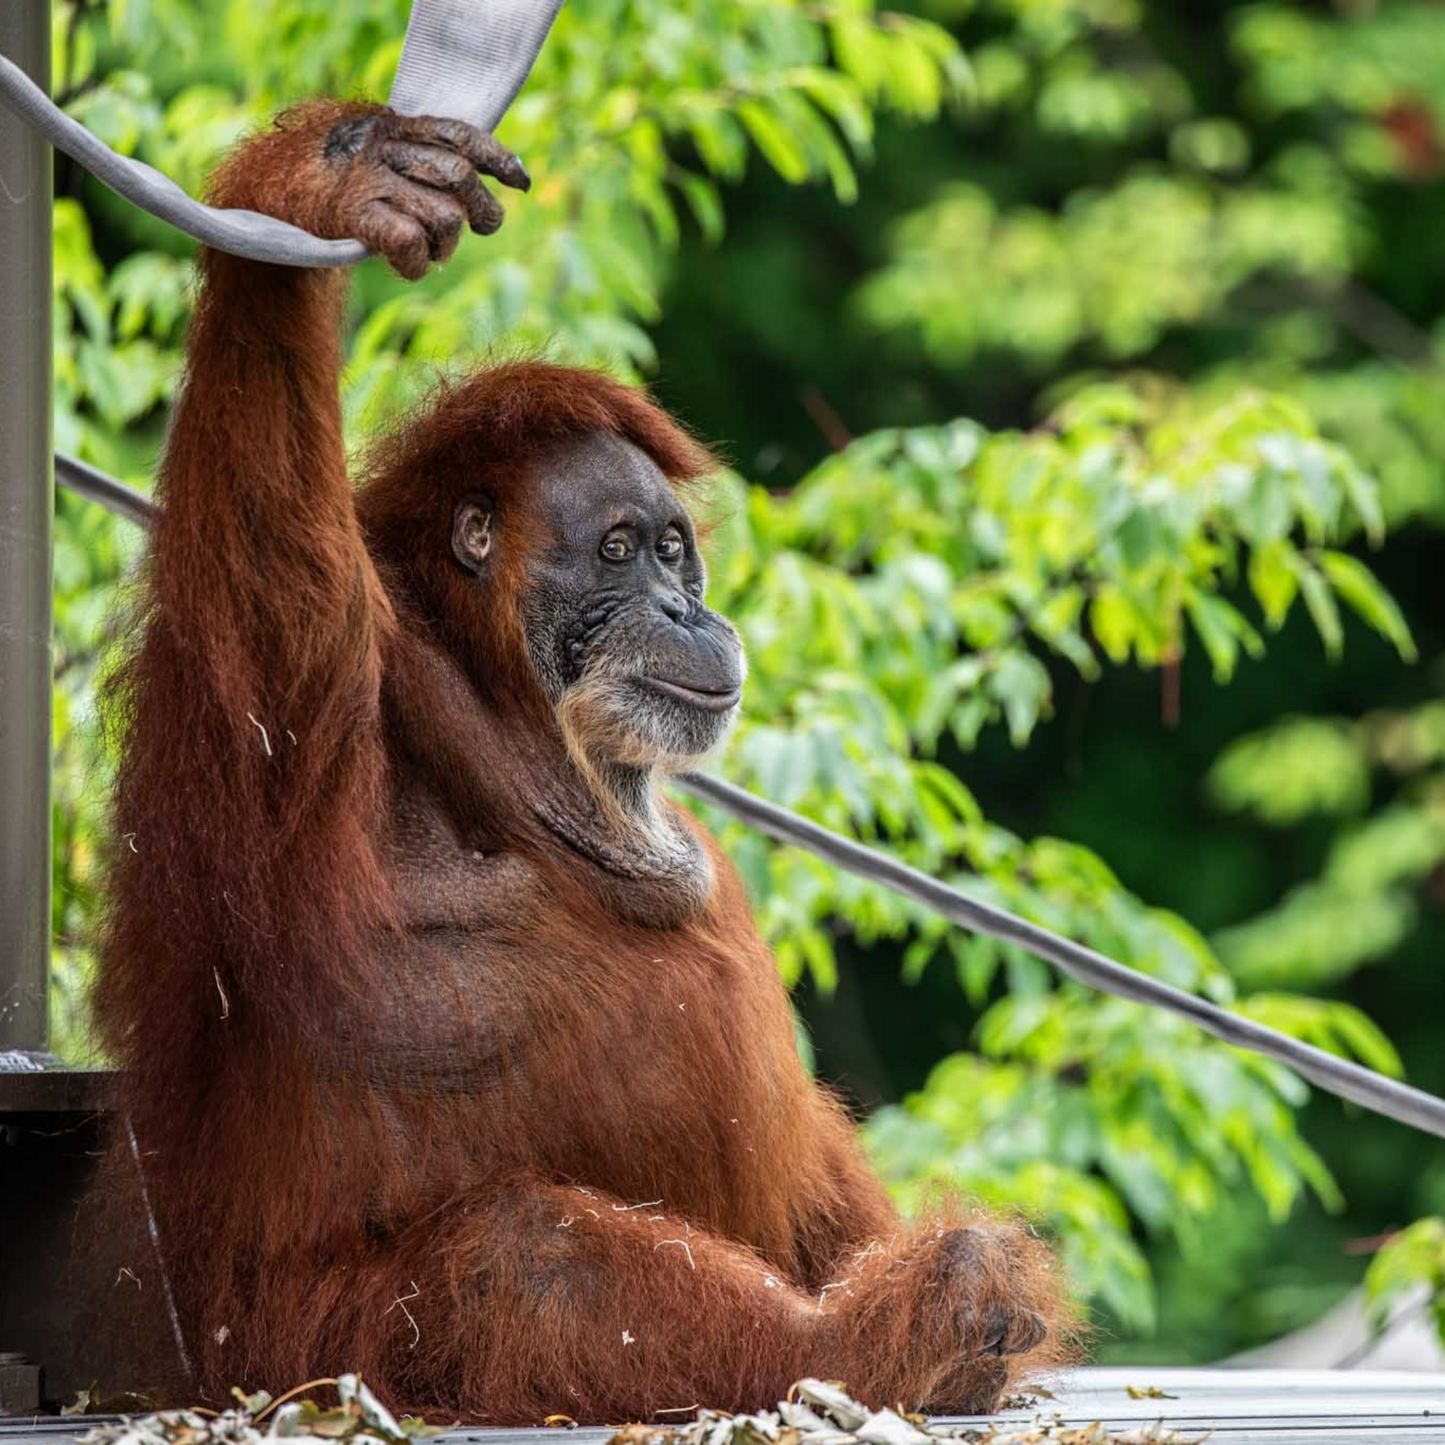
[210,101,530,279]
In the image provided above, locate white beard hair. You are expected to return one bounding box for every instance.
[555,669,738,850]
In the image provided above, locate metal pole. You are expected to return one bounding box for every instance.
[0,3,52,1065]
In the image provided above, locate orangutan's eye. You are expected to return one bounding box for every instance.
[658,528,684,562]
[601,532,633,563]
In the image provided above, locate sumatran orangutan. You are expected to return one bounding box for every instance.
[94,100,1072,1424]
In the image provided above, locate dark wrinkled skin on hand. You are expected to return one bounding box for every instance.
[320,110,530,278]
[210,101,530,281]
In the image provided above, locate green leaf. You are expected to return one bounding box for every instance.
[1185,591,1239,682]
[1247,541,1300,629]
[674,171,724,245]
[1365,1218,1445,1337]
[987,652,1051,746]
[1338,463,1385,547]
[736,99,810,184]
[1293,560,1344,659]
[1317,550,1417,661]
[684,105,748,181]
[1089,586,1135,665]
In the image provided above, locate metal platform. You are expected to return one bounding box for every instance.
[4,1078,1444,1439]
[3,1370,1445,1445]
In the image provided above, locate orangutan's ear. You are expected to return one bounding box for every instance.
[452,498,494,575]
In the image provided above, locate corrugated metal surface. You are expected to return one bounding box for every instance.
[4,1369,1444,1445]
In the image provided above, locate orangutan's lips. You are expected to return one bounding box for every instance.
[643,677,742,713]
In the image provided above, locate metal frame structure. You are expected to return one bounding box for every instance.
[0,14,107,1415]
[0,3,53,1072]
[7,1368,1445,1443]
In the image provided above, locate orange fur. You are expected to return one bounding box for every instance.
[92,104,1076,1424]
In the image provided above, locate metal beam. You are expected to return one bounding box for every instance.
[0,3,53,1065]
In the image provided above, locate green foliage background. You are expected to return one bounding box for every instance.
[48,0,1445,1362]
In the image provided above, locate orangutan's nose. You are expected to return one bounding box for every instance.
[657,592,691,626]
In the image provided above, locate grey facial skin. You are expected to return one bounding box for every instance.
[454,432,746,888]
[520,432,745,754]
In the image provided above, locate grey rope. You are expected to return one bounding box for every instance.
[55,454,1445,1143]
[56,452,158,530]
[674,771,1445,1141]
[0,0,563,269]
[0,54,366,268]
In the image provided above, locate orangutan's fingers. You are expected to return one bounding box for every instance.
[984,1305,1047,1357]
[935,1224,1046,1359]
[372,140,504,238]
[375,139,475,192]
[355,199,431,280]
[389,179,469,260]
[977,1299,1011,1357]
[390,114,531,191]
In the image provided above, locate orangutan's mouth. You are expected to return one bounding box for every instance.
[643,677,742,713]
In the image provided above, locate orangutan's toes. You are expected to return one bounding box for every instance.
[460,177,504,235]
[397,182,466,259]
[953,1356,1009,1415]
[376,139,474,193]
[977,1300,1011,1357]
[1010,1308,1049,1355]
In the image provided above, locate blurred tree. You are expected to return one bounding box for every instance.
[650,0,1445,1358]
[44,0,1445,1365]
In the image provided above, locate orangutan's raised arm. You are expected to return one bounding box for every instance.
[104,103,527,995]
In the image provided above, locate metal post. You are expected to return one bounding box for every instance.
[0,3,53,1066]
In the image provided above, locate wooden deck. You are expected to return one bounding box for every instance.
[3,1369,1444,1444]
